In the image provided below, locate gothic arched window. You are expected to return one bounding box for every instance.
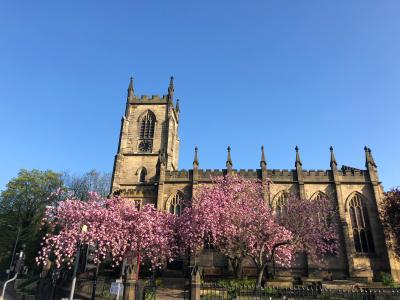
[139,111,155,139]
[273,191,288,220]
[138,168,147,183]
[311,191,331,225]
[348,193,375,253]
[168,192,184,216]
[138,111,155,153]
[311,191,328,201]
[134,199,142,211]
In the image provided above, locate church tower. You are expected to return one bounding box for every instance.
[110,77,180,199]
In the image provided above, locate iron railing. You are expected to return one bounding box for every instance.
[201,283,400,299]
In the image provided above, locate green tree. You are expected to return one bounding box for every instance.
[0,169,63,274]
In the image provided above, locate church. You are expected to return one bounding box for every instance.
[110,77,400,283]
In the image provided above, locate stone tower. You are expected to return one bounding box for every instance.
[111,77,180,198]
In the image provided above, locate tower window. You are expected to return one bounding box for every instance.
[139,111,155,139]
[349,193,375,253]
[138,111,155,153]
[138,168,147,183]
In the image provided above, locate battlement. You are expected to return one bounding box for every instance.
[162,167,370,184]
[236,169,259,178]
[166,170,191,180]
[129,95,169,104]
[303,170,330,176]
[198,169,225,179]
[269,169,294,176]
[339,169,367,176]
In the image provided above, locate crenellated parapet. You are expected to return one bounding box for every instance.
[128,94,169,104]
[165,169,191,181]
[162,167,373,184]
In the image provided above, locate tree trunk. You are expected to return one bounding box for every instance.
[230,258,243,279]
[256,264,266,288]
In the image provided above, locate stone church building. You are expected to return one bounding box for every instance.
[111,77,400,283]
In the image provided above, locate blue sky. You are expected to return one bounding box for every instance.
[0,1,399,190]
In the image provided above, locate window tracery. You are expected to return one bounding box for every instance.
[168,192,184,216]
[273,191,288,220]
[348,193,374,253]
[138,111,155,153]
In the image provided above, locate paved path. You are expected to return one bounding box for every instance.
[156,287,185,299]
[155,274,187,300]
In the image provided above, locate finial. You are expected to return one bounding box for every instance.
[260,145,267,168]
[193,146,199,167]
[364,146,370,168]
[330,146,337,167]
[295,145,302,167]
[367,147,377,167]
[168,76,174,102]
[176,99,180,112]
[127,77,134,101]
[226,146,233,169]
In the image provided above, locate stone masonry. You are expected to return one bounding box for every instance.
[111,77,400,283]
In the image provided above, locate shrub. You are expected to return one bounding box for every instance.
[380,272,398,288]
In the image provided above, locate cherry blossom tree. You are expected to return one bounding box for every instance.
[274,193,339,275]
[36,193,176,275]
[178,175,339,287]
[178,175,293,287]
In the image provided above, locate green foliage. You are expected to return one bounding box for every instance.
[216,278,256,289]
[380,272,398,288]
[0,169,63,273]
[155,277,163,287]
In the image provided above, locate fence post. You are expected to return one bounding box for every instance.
[123,257,138,300]
[135,280,145,300]
[190,267,201,300]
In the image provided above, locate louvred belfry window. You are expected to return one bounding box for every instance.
[138,111,155,153]
[349,193,375,253]
[140,111,155,139]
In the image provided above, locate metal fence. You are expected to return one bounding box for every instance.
[76,277,114,299]
[201,283,400,300]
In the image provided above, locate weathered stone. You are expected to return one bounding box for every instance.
[111,78,400,283]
